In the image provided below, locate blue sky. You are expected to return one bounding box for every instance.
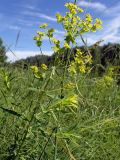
[0,0,120,61]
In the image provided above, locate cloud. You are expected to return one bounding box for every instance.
[55,29,65,35]
[78,1,120,45]
[102,16,120,43]
[7,50,53,62]
[17,19,40,27]
[23,5,36,10]
[78,1,107,11]
[83,15,120,45]
[105,2,120,16]
[39,14,56,21]
[100,2,120,43]
[23,11,56,22]
[4,1,120,61]
[9,25,21,30]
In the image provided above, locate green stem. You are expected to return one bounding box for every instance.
[54,127,57,160]
[74,0,77,4]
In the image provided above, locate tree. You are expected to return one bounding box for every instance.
[0,38,7,64]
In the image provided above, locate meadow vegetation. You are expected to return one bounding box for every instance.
[0,1,120,160]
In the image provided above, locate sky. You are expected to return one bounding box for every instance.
[0,0,120,61]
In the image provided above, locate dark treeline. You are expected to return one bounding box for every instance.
[91,43,120,74]
[12,43,120,73]
[0,38,7,65]
[0,36,119,75]
[13,54,52,69]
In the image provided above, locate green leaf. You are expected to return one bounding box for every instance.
[0,106,21,117]
[28,87,39,92]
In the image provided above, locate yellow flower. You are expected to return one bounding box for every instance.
[60,94,78,109]
[31,66,44,79]
[65,94,78,108]
[76,49,83,55]
[65,3,77,10]
[75,58,84,65]
[79,65,86,73]
[64,42,70,49]
[91,25,97,32]
[37,31,45,37]
[96,75,114,89]
[72,17,77,26]
[78,8,84,13]
[85,55,92,64]
[52,38,60,45]
[30,66,39,73]
[70,9,77,15]
[39,23,48,29]
[41,64,48,71]
[47,28,55,38]
[68,62,76,74]
[64,82,75,89]
[95,18,102,29]
[56,13,63,22]
[86,14,92,23]
[95,18,102,25]
[52,46,59,52]
[103,75,113,86]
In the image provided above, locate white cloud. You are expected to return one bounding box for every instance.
[18,19,40,27]
[105,2,120,16]
[104,17,120,34]
[24,5,36,10]
[78,1,107,11]
[19,4,36,10]
[102,16,120,43]
[23,11,56,22]
[55,29,65,35]
[7,50,53,62]
[83,16,120,45]
[39,13,56,21]
[9,25,21,30]
[101,2,120,43]
[78,1,120,45]
[5,1,120,61]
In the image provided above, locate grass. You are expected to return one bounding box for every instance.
[0,1,119,159]
[0,65,120,160]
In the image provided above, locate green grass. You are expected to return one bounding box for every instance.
[0,66,120,160]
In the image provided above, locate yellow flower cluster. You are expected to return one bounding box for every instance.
[104,75,114,85]
[47,28,55,38]
[65,2,83,15]
[39,23,48,29]
[56,2,102,36]
[33,24,56,47]
[51,38,61,52]
[41,64,48,71]
[96,74,114,89]
[91,18,102,32]
[30,64,48,79]
[30,66,39,73]
[68,49,92,74]
[56,13,64,23]
[63,42,70,49]
[64,82,76,89]
[86,14,93,23]
[60,94,78,109]
[33,2,102,77]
